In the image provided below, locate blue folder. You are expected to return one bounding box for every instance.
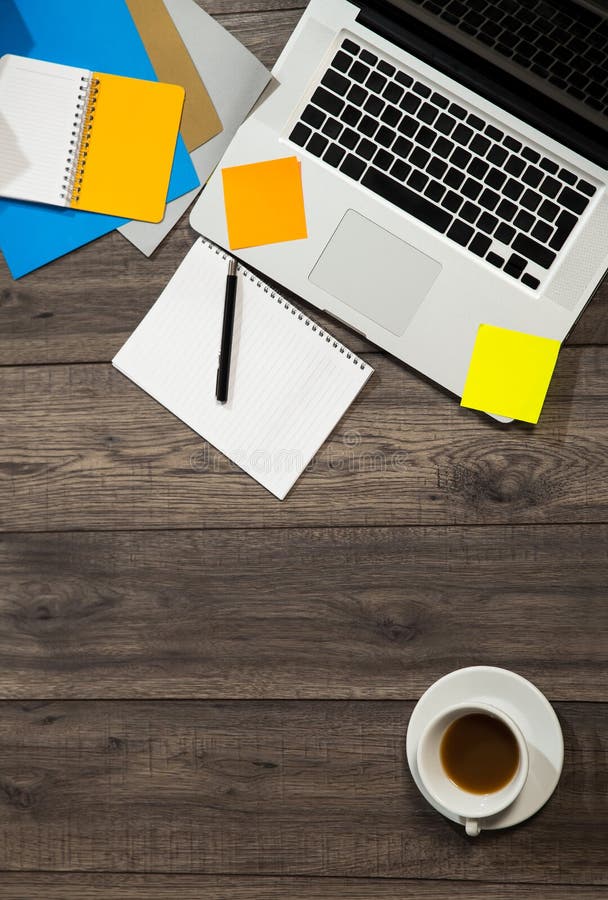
[0,0,200,278]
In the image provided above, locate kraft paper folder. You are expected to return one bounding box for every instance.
[125,0,222,153]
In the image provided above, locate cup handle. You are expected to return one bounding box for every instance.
[465,818,480,837]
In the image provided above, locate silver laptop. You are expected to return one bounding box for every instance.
[191,0,608,411]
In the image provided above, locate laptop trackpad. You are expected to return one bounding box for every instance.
[309,210,442,337]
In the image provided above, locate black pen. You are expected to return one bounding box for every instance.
[216,257,239,403]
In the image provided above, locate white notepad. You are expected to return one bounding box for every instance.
[113,239,373,499]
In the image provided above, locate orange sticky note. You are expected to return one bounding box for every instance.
[221,157,308,250]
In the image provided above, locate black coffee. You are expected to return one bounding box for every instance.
[440,713,519,794]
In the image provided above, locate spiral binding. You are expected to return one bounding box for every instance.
[204,240,368,371]
[61,74,100,205]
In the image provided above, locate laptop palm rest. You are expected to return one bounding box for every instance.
[309,210,442,337]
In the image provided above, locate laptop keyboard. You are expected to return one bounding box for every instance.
[408,0,608,115]
[288,36,598,290]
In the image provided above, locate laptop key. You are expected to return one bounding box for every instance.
[486,145,508,166]
[383,83,404,104]
[413,81,432,97]
[376,125,395,147]
[486,251,504,267]
[504,253,527,277]
[307,133,329,157]
[342,38,360,54]
[357,138,376,160]
[350,61,370,83]
[431,91,449,108]
[381,105,402,126]
[469,233,492,256]
[396,71,413,87]
[442,190,464,213]
[433,136,453,157]
[394,136,414,159]
[453,123,474,145]
[302,104,325,128]
[502,178,524,200]
[467,113,484,130]
[462,178,482,200]
[478,188,500,210]
[478,212,498,233]
[520,188,542,211]
[531,220,553,242]
[470,134,491,156]
[495,222,515,244]
[522,165,543,187]
[447,219,475,246]
[322,117,343,139]
[577,178,596,197]
[311,87,343,116]
[401,92,422,115]
[360,49,378,65]
[468,158,489,179]
[425,180,446,202]
[323,144,346,168]
[540,157,559,174]
[378,60,396,76]
[341,104,362,126]
[374,148,394,171]
[558,186,589,214]
[322,69,350,95]
[513,210,535,232]
[408,169,429,191]
[340,153,367,180]
[558,167,577,186]
[391,159,411,181]
[427,157,448,178]
[444,167,465,189]
[410,147,430,168]
[290,123,311,147]
[339,127,360,149]
[461,201,481,223]
[359,115,379,137]
[364,95,384,116]
[521,272,540,290]
[448,102,467,119]
[332,51,353,73]
[485,169,507,192]
[367,72,387,92]
[419,102,439,124]
[398,115,418,137]
[435,113,456,135]
[362,167,453,232]
[549,209,577,250]
[540,175,561,198]
[538,199,560,221]
[417,125,436,147]
[512,233,556,268]
[496,199,517,221]
[522,146,540,163]
[347,84,367,106]
[505,155,525,177]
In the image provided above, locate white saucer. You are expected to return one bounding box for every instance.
[406,666,564,830]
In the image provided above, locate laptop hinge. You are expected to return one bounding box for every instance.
[356,2,606,169]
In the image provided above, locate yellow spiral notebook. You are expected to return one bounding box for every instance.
[0,54,185,223]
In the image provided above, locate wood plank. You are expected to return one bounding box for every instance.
[0,700,605,883]
[1,349,608,531]
[0,874,605,899]
[1,525,607,701]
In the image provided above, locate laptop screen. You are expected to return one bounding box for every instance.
[374,0,608,154]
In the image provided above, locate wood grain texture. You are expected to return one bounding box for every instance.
[0,700,606,882]
[2,349,608,531]
[0,525,606,701]
[0,875,606,900]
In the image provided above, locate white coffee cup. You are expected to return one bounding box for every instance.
[416,701,529,836]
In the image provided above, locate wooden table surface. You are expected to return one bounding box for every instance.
[1,1,607,897]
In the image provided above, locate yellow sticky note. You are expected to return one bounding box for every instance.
[221,157,308,250]
[461,324,561,423]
